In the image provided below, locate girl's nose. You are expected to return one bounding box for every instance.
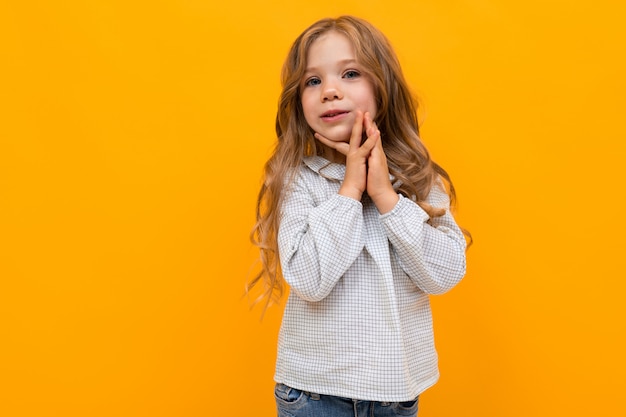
[321,84,343,102]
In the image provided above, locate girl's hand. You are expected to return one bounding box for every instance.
[365,118,398,213]
[315,111,378,201]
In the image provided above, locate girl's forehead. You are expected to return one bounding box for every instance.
[311,30,351,47]
[306,31,356,62]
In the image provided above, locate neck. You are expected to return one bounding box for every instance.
[318,143,346,164]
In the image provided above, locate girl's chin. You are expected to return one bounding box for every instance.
[321,134,350,143]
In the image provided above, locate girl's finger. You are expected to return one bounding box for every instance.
[360,112,380,152]
[363,112,373,134]
[364,113,379,137]
[314,132,350,156]
[369,119,379,138]
[349,111,364,150]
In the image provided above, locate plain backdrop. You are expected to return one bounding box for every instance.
[1,1,625,416]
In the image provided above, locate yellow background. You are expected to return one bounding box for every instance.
[1,1,625,416]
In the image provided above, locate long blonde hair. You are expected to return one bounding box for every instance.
[249,16,467,312]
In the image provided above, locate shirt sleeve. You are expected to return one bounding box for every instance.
[380,183,467,294]
[277,170,365,302]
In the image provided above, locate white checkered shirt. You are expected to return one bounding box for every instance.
[275,155,467,402]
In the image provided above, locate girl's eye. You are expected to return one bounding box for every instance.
[344,70,360,79]
[305,77,321,87]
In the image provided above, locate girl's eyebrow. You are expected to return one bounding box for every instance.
[304,59,358,73]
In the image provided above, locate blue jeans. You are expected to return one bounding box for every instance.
[275,383,419,417]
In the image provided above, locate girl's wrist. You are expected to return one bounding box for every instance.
[338,184,363,201]
[371,189,399,214]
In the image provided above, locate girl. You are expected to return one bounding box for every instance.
[250,15,469,417]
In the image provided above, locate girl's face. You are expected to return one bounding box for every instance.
[301,31,378,146]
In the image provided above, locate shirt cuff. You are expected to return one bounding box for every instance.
[379,194,429,222]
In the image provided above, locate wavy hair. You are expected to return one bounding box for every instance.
[249,16,469,313]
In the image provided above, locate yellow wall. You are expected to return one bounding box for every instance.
[1,1,625,416]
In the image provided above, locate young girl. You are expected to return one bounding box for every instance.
[250,15,469,417]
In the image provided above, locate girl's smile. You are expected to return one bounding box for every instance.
[300,30,377,149]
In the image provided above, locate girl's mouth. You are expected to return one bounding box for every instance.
[321,110,349,121]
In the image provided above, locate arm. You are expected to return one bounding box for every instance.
[277,171,365,302]
[317,112,465,293]
[381,184,467,294]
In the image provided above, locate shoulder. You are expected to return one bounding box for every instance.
[285,155,346,187]
[281,156,347,206]
[426,176,451,208]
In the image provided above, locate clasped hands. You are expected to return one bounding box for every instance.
[315,111,399,214]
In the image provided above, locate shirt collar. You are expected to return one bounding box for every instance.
[303,155,346,181]
[302,155,401,189]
